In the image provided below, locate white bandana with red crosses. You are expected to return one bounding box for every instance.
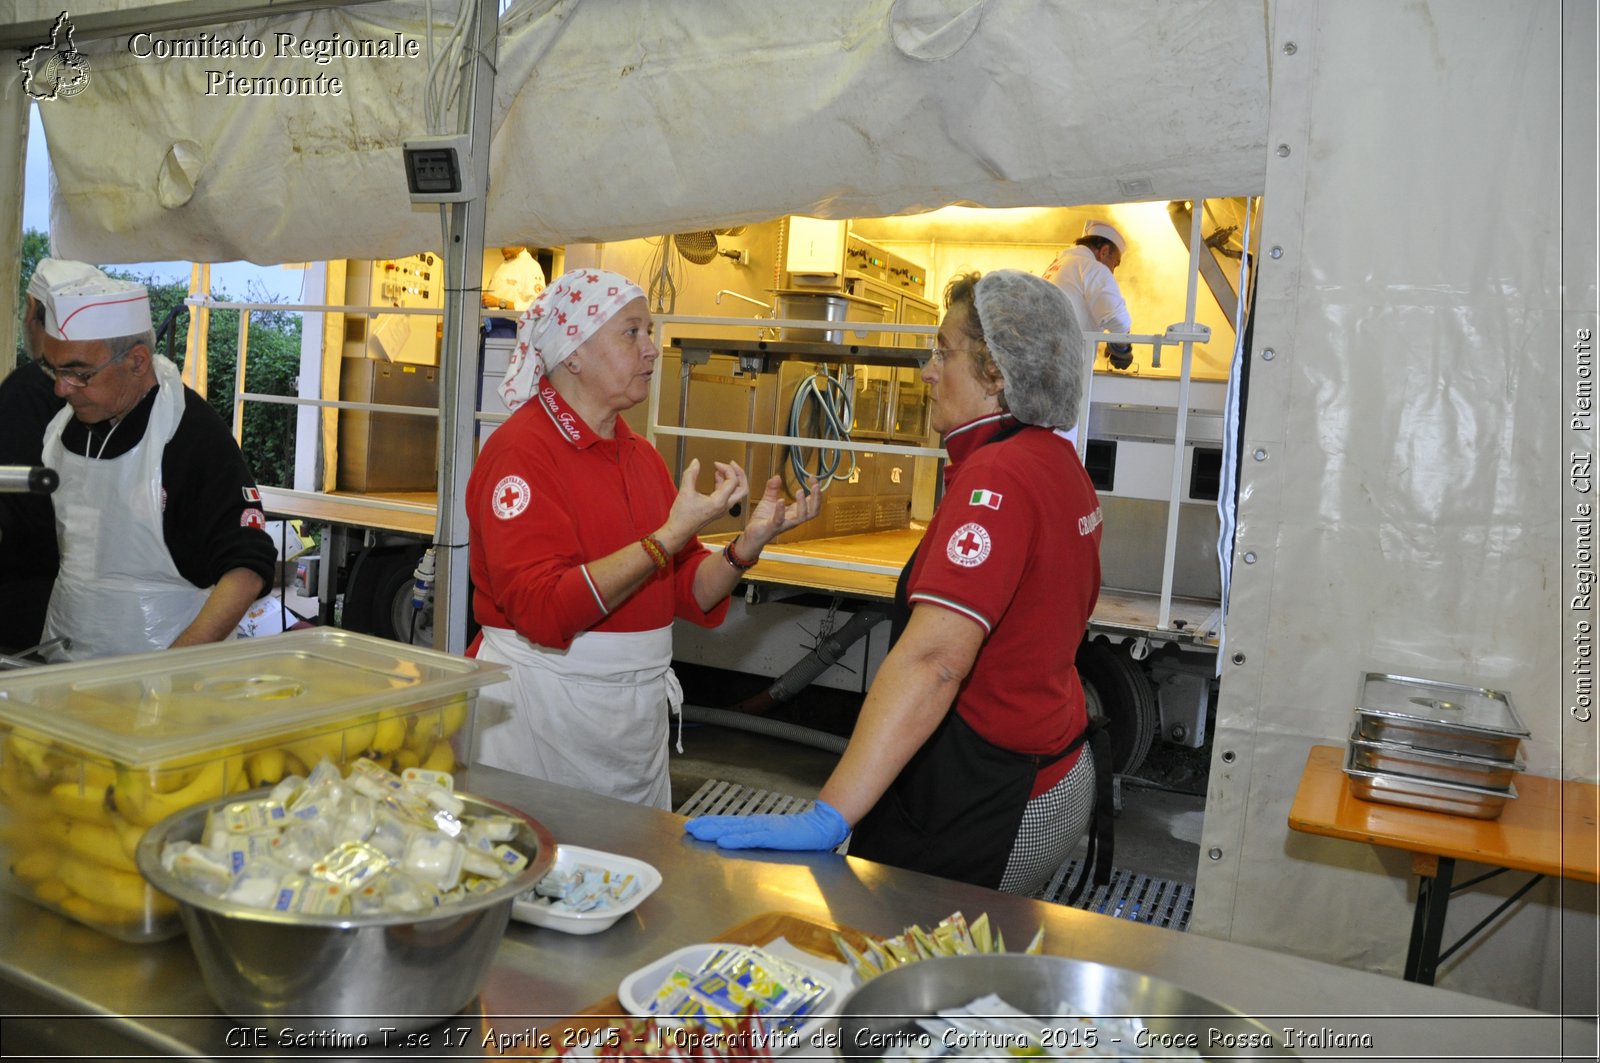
[498,268,644,412]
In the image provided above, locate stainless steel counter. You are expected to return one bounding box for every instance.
[1,765,1591,1060]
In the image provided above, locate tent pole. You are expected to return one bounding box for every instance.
[1,89,28,365]
[432,0,498,656]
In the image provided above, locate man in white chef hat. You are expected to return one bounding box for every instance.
[17,258,277,661]
[1042,219,1136,371]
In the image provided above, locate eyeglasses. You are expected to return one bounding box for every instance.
[928,344,970,365]
[36,345,134,388]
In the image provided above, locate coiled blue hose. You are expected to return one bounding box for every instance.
[785,366,857,488]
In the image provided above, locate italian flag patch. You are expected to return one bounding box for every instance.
[969,489,1003,510]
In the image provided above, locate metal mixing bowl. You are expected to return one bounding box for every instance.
[136,789,555,1038]
[836,953,1297,1059]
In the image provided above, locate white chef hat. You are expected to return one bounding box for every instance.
[498,268,645,412]
[26,258,152,341]
[1082,220,1127,254]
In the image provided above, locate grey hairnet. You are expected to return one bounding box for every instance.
[972,269,1084,429]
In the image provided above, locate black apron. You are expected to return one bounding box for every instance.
[849,423,1114,895]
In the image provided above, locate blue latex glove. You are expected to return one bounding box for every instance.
[684,799,850,852]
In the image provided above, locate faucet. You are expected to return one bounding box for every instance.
[715,290,772,312]
[716,291,777,340]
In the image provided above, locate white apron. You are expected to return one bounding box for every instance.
[41,357,206,661]
[475,625,683,810]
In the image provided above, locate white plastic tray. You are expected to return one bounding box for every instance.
[509,844,661,934]
[617,941,848,1019]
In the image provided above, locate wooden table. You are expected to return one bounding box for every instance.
[1288,743,1599,984]
[714,528,1223,645]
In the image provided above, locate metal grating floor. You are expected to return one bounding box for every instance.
[676,778,816,818]
[677,781,1194,932]
[1040,860,1194,931]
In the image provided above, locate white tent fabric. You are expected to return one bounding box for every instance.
[1192,0,1596,1013]
[13,0,1595,1017]
[35,0,1270,264]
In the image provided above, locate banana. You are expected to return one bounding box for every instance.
[113,816,146,865]
[402,732,436,767]
[34,877,71,904]
[76,761,118,790]
[403,714,439,754]
[139,753,213,795]
[116,755,240,827]
[407,707,441,748]
[246,747,288,788]
[49,781,116,827]
[59,854,174,914]
[368,712,408,755]
[56,816,139,874]
[60,893,139,928]
[440,696,470,738]
[11,846,60,883]
[420,742,455,774]
[0,758,54,822]
[342,717,379,757]
[391,748,421,772]
[281,728,349,771]
[5,727,58,782]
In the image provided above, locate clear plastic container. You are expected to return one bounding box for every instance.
[0,629,506,942]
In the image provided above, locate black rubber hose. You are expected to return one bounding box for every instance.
[679,704,848,755]
[734,606,889,714]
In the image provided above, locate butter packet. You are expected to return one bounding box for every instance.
[648,945,831,1033]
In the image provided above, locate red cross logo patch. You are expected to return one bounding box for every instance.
[492,475,532,520]
[946,521,991,567]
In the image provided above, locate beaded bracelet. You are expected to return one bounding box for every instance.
[723,535,758,572]
[640,535,669,571]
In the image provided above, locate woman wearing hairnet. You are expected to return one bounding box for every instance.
[467,268,819,810]
[687,270,1107,894]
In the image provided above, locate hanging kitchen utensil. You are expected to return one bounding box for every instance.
[673,231,719,265]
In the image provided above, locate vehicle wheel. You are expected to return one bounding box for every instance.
[342,546,431,646]
[1076,639,1158,775]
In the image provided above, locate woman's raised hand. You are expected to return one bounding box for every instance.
[659,459,749,551]
[740,475,822,554]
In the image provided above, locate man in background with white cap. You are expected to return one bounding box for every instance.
[8,258,276,661]
[1043,219,1136,371]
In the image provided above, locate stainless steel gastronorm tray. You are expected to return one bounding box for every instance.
[1347,724,1525,790]
[1343,746,1516,819]
[1355,672,1528,760]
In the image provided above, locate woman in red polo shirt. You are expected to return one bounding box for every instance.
[688,270,1105,894]
[467,268,819,809]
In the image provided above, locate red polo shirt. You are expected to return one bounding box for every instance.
[466,383,727,649]
[906,413,1103,795]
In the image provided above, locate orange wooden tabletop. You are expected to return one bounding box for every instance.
[1288,744,1599,883]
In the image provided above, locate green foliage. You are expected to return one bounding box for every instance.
[13,229,51,369]
[131,277,303,489]
[16,233,302,487]
[187,285,303,489]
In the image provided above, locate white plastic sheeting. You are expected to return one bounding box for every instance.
[1194,0,1597,1013]
[32,0,1270,264]
[14,0,1596,1016]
